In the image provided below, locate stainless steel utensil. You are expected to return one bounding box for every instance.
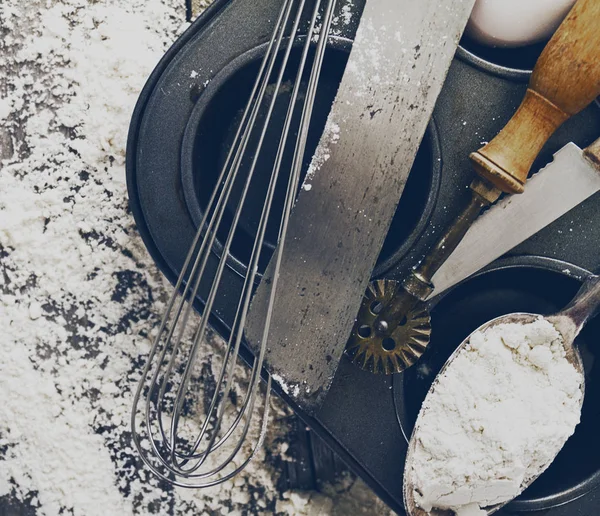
[348,136,600,374]
[131,0,338,487]
[403,272,600,515]
[245,0,477,413]
[430,138,600,297]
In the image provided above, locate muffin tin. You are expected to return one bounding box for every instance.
[126,0,600,513]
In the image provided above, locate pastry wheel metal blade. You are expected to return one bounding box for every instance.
[349,139,600,375]
[346,279,431,374]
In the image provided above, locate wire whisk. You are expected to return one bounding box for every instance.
[132,0,338,487]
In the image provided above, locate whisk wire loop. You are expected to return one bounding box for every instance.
[131,0,338,487]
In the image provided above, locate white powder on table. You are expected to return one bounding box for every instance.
[411,317,583,515]
[0,0,301,514]
[0,1,393,515]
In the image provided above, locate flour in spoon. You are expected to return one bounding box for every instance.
[411,317,583,515]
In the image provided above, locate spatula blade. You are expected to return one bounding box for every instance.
[246,0,476,413]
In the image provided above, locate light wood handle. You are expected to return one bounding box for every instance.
[584,136,600,169]
[470,0,600,194]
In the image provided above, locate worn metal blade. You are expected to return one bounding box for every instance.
[245,0,476,413]
[430,143,600,297]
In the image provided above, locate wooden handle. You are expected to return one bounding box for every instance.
[470,0,600,194]
[584,136,600,170]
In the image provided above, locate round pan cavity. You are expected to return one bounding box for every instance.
[456,39,541,81]
[393,255,600,511]
[180,38,441,279]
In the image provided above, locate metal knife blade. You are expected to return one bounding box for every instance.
[430,140,600,297]
[246,0,476,413]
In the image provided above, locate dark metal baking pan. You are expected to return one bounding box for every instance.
[126,0,600,513]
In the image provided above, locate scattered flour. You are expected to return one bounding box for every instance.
[330,1,355,36]
[340,3,354,26]
[271,373,301,398]
[411,317,583,515]
[302,116,340,191]
[0,1,393,515]
[0,98,12,121]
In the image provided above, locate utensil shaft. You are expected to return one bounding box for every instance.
[561,274,600,330]
[375,180,493,331]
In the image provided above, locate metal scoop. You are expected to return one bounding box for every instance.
[403,273,600,516]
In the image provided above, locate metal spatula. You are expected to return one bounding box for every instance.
[246,0,477,414]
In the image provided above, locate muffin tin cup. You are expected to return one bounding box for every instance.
[394,255,600,511]
[455,44,531,81]
[180,37,442,280]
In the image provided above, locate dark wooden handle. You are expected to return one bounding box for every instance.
[470,0,600,194]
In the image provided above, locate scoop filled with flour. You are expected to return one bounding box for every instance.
[405,317,583,516]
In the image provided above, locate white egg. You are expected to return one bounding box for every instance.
[466,0,576,48]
